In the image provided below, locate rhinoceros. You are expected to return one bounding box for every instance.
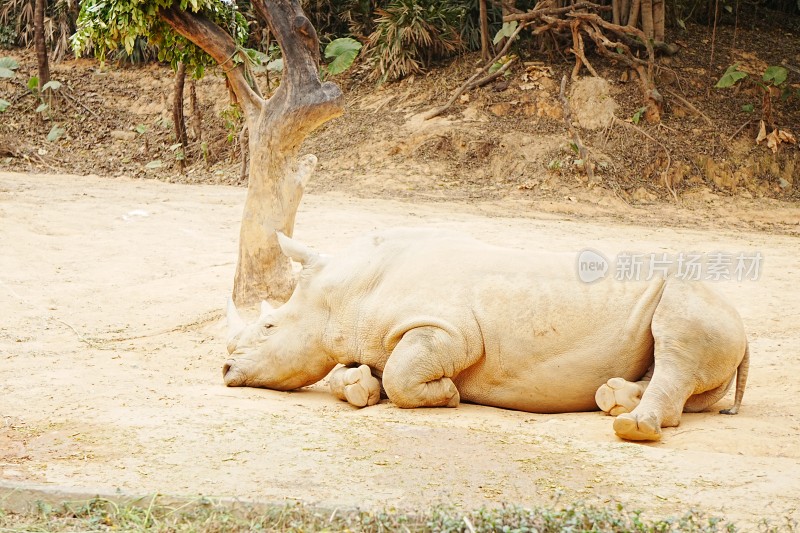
[224,228,749,441]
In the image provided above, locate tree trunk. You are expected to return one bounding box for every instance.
[173,62,189,172]
[619,0,631,26]
[188,78,202,142]
[160,0,344,305]
[627,0,641,29]
[33,0,50,91]
[479,0,491,61]
[652,0,665,41]
[640,0,654,39]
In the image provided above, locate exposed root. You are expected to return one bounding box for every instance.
[505,1,663,123]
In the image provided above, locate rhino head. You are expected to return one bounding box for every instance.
[222,233,337,390]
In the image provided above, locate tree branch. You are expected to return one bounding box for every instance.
[249,0,344,143]
[158,6,264,122]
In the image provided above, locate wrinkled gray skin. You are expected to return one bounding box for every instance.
[224,228,749,441]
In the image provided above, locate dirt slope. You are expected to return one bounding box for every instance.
[1,171,799,528]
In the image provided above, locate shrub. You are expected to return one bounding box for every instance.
[366,0,467,82]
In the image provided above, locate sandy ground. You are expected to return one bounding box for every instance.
[1,171,799,528]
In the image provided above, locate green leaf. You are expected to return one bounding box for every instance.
[267,58,283,73]
[28,77,39,91]
[135,124,148,134]
[0,57,19,70]
[324,37,362,60]
[569,142,579,155]
[762,66,788,87]
[42,80,62,91]
[723,4,733,12]
[47,125,65,142]
[169,143,183,151]
[676,18,686,30]
[324,37,362,75]
[632,106,646,125]
[488,62,502,74]
[492,21,518,45]
[145,159,163,169]
[741,103,754,112]
[0,67,14,79]
[715,64,748,88]
[35,103,49,113]
[0,99,10,112]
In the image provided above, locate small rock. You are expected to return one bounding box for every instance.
[569,77,618,130]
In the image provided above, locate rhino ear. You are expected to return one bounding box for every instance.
[276,232,327,269]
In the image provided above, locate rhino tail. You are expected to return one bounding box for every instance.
[719,340,750,416]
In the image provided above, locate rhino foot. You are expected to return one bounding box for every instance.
[341,365,382,408]
[613,412,662,441]
[595,377,645,416]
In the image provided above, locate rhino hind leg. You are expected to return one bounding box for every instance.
[329,364,382,408]
[613,280,747,442]
[595,377,649,416]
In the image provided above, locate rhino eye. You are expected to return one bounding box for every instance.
[262,323,274,332]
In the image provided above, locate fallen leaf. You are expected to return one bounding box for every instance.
[778,129,796,144]
[756,120,767,144]
[766,130,779,153]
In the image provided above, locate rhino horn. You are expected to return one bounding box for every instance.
[226,297,246,337]
[260,300,274,318]
[276,231,326,268]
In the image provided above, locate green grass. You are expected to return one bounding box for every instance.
[0,496,796,532]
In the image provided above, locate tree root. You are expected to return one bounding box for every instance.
[505,1,663,123]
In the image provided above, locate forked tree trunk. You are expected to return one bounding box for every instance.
[160,0,344,304]
[33,0,50,91]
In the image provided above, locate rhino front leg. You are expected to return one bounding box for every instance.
[382,327,464,408]
[329,364,382,408]
[595,366,653,415]
[595,377,650,416]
